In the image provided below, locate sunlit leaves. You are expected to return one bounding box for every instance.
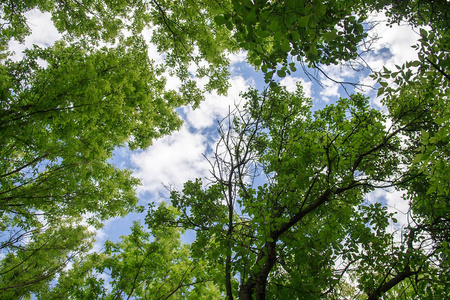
[145,84,415,298]
[215,0,368,81]
[373,27,449,199]
[2,0,449,298]
[0,219,94,299]
[0,0,236,291]
[39,222,222,299]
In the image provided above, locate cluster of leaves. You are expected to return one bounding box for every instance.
[1,0,236,96]
[370,17,450,299]
[0,219,94,298]
[214,0,368,81]
[36,220,222,299]
[366,0,450,32]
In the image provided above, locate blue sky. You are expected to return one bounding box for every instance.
[8,9,422,249]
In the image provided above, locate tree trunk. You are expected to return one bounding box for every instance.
[238,240,278,300]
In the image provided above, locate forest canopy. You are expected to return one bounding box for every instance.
[0,0,449,299]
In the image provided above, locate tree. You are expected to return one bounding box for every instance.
[211,0,450,86]
[1,0,234,295]
[2,0,449,298]
[37,217,222,299]
[368,18,450,300]
[0,0,380,294]
[0,218,94,298]
[366,0,450,32]
[147,83,448,299]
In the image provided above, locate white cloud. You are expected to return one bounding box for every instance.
[131,125,210,200]
[183,75,251,129]
[280,76,312,98]
[8,11,61,61]
[384,189,409,228]
[357,11,422,102]
[366,13,421,69]
[314,63,359,103]
[228,50,247,64]
[319,82,340,103]
[130,75,251,202]
[164,75,183,91]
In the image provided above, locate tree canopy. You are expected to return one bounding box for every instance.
[1,0,234,295]
[148,81,448,299]
[1,0,449,299]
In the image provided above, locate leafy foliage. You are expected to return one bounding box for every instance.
[1,0,449,299]
[0,218,94,298]
[214,0,368,81]
[369,15,450,300]
[37,219,222,299]
[1,0,234,295]
[148,84,448,299]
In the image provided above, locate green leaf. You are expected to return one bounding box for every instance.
[264,71,274,82]
[289,62,297,72]
[214,15,226,26]
[262,64,268,73]
[281,39,291,52]
[323,30,338,42]
[420,28,428,38]
[274,31,283,42]
[314,2,327,16]
[277,69,286,77]
[308,45,318,57]
[225,20,234,30]
[410,60,421,67]
[290,31,301,41]
[270,19,279,32]
[434,118,445,125]
[298,15,310,27]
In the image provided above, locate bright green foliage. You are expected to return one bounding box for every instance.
[0,39,155,294]
[374,28,449,197]
[38,219,222,299]
[365,0,450,32]
[0,218,95,298]
[146,0,234,95]
[0,39,167,233]
[2,0,449,298]
[147,85,447,299]
[1,0,235,294]
[214,0,368,81]
[1,0,234,95]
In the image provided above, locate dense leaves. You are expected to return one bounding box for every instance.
[369,14,450,299]
[0,218,94,298]
[1,0,449,299]
[148,81,448,299]
[214,0,368,81]
[1,0,234,294]
[37,220,222,299]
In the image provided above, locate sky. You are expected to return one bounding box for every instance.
[8,9,423,249]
